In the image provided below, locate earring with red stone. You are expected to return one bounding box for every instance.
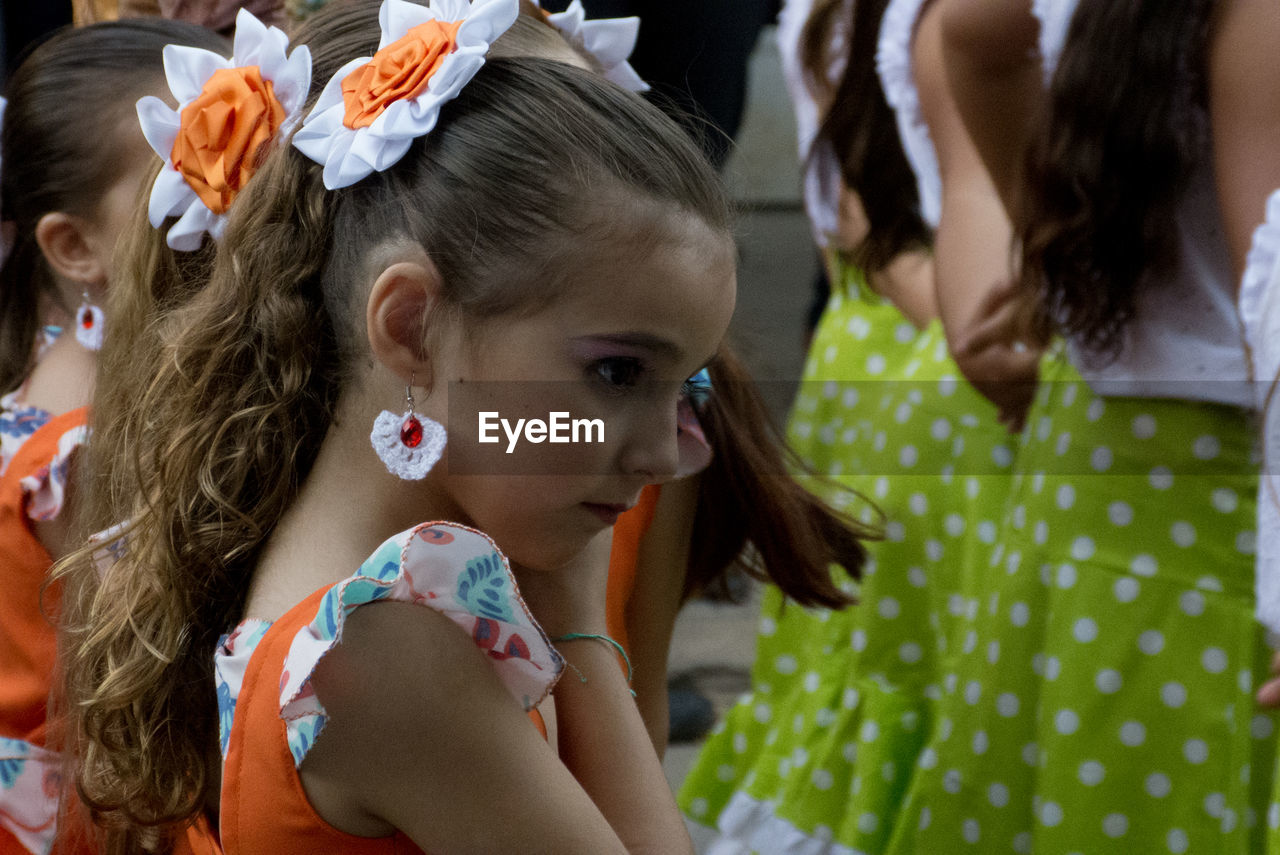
[75,291,104,351]
[370,376,446,480]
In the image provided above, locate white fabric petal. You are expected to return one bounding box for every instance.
[323,134,363,190]
[424,51,486,104]
[434,0,472,24]
[208,215,229,242]
[166,201,219,252]
[304,57,367,127]
[231,6,270,65]
[147,167,194,227]
[136,96,181,161]
[580,17,639,68]
[547,0,586,34]
[163,45,230,104]
[603,58,648,92]
[457,0,519,46]
[369,97,414,137]
[383,0,433,46]
[292,108,345,165]
[274,46,314,120]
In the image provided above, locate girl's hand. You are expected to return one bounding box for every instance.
[952,278,1043,431]
[512,530,613,639]
[1258,650,1280,708]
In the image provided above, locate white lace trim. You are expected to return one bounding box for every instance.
[1031,0,1080,82]
[1240,189,1280,381]
[875,0,941,229]
[1242,189,1280,633]
[696,791,864,855]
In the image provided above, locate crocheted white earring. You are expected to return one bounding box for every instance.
[75,292,105,351]
[371,378,446,479]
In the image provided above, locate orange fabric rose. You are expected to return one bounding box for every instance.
[342,19,465,130]
[171,66,285,215]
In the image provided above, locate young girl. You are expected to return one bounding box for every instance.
[1211,0,1280,843]
[0,20,227,855]
[678,0,1027,850]
[887,1,1276,851]
[51,1,863,851]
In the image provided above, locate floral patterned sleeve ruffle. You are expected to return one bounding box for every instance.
[0,737,60,855]
[217,522,564,768]
[0,393,50,480]
[0,389,90,523]
[18,422,89,523]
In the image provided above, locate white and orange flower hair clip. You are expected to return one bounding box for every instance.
[137,8,312,251]
[531,1,647,92]
[293,0,519,190]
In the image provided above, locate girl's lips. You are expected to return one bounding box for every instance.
[581,502,632,525]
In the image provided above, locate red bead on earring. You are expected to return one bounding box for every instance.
[74,293,104,351]
[401,414,424,448]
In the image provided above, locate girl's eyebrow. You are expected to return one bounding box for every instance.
[572,332,680,357]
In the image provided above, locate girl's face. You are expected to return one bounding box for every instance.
[426,205,736,571]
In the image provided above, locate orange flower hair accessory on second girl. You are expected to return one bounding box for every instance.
[293,0,519,190]
[137,8,312,251]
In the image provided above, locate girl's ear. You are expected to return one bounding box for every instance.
[367,258,446,384]
[35,212,107,288]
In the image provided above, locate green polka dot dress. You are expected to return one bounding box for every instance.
[679,261,1017,853]
[884,350,1277,855]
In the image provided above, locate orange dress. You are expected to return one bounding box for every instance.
[209,523,562,854]
[178,491,663,855]
[0,374,89,854]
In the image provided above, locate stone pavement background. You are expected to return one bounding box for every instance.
[657,25,816,849]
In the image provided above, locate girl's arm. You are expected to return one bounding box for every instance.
[302,600,694,854]
[302,527,690,854]
[832,180,937,331]
[624,474,701,755]
[916,0,1040,429]
[937,0,1044,219]
[1212,0,1280,711]
[1209,0,1280,280]
[867,246,939,332]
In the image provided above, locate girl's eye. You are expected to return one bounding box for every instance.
[593,357,644,389]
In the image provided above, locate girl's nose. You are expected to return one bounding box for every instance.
[619,396,681,483]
